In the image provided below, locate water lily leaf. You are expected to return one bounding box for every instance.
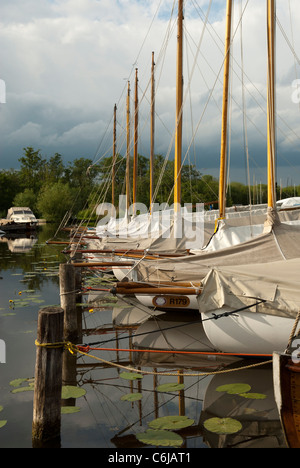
[61,406,81,414]
[203,417,242,435]
[121,393,143,402]
[136,429,183,447]
[216,383,251,394]
[0,406,3,412]
[120,372,143,381]
[11,386,34,394]
[9,378,29,387]
[156,383,185,392]
[148,415,194,431]
[239,392,267,400]
[61,386,86,399]
[14,301,30,308]
[0,421,7,429]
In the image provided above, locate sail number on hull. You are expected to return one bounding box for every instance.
[152,295,190,308]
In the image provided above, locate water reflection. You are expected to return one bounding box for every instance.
[0,233,38,253]
[0,228,289,448]
[71,302,286,448]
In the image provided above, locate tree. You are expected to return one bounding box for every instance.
[0,169,22,216]
[18,147,46,192]
[44,153,65,184]
[36,182,78,221]
[13,189,38,214]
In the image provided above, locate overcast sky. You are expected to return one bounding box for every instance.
[1,0,300,186]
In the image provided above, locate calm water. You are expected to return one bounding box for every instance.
[0,225,287,449]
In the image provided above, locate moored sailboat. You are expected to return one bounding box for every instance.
[111,0,300,356]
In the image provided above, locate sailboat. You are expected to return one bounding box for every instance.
[110,0,300,356]
[80,0,300,282]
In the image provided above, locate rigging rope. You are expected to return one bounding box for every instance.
[35,340,271,377]
[81,299,266,348]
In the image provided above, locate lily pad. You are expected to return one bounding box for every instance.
[216,383,251,395]
[239,392,267,400]
[203,417,242,435]
[0,406,3,412]
[120,372,143,381]
[13,301,30,308]
[11,386,34,394]
[121,393,143,402]
[10,378,30,387]
[156,383,185,392]
[148,415,194,431]
[136,429,183,447]
[61,406,81,414]
[61,386,86,399]
[0,421,7,429]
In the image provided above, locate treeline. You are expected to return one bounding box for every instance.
[0,147,299,221]
[0,147,99,220]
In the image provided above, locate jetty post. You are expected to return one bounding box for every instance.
[59,262,79,343]
[32,306,64,445]
[70,244,83,340]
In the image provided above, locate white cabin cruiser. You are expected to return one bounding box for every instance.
[0,207,38,231]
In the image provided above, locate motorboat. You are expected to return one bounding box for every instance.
[0,207,38,232]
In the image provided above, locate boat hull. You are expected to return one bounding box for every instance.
[135,293,199,310]
[201,306,299,355]
[273,352,300,448]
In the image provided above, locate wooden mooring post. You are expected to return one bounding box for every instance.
[59,262,79,343]
[32,306,64,446]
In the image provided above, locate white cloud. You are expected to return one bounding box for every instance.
[0,0,300,184]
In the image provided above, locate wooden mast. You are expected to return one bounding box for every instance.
[133,68,138,211]
[126,80,131,212]
[112,103,117,208]
[267,0,276,210]
[218,0,233,220]
[174,0,184,211]
[150,51,155,211]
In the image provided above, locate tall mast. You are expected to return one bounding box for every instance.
[174,0,184,211]
[126,80,131,212]
[133,68,139,211]
[267,0,276,210]
[112,103,117,208]
[218,0,233,219]
[150,51,155,211]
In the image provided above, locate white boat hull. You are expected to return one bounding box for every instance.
[201,306,299,355]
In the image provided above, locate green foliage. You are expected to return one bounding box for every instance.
[1,146,299,221]
[215,382,267,400]
[121,393,143,402]
[61,385,86,399]
[136,429,183,447]
[203,417,242,435]
[148,415,194,430]
[18,147,46,193]
[156,382,185,392]
[36,182,77,221]
[216,383,251,394]
[0,169,22,216]
[120,372,143,380]
[13,189,38,215]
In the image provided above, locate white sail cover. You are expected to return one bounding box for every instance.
[134,221,300,284]
[197,257,300,319]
